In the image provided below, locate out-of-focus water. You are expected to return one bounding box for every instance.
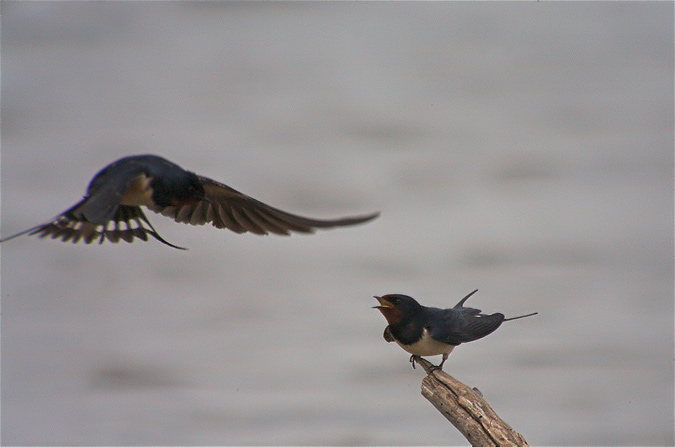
[2,3,673,446]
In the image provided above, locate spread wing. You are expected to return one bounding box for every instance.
[148,175,379,235]
[0,157,185,248]
[426,307,506,346]
[1,204,184,249]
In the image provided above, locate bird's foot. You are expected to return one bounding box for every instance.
[427,356,447,374]
[409,355,447,374]
[426,364,442,374]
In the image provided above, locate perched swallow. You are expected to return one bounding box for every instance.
[0,154,379,249]
[373,290,537,370]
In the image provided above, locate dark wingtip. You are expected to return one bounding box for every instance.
[294,210,380,231]
[0,224,50,244]
[336,211,381,226]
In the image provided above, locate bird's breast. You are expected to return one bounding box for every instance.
[396,328,455,357]
[121,174,155,206]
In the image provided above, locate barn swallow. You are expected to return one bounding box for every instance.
[373,290,537,371]
[0,154,379,249]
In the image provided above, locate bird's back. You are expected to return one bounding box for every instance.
[86,155,182,193]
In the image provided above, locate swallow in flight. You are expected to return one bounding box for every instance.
[373,290,537,371]
[0,154,379,249]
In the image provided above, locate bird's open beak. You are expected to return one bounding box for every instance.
[373,295,394,309]
[373,295,401,324]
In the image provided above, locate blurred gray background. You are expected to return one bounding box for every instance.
[2,2,673,446]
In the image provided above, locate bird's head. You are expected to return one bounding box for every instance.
[373,294,422,325]
[183,172,207,202]
[151,170,207,207]
[168,171,208,206]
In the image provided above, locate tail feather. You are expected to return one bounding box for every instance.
[504,312,538,321]
[453,289,479,309]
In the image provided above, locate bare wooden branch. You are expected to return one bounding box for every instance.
[417,357,529,447]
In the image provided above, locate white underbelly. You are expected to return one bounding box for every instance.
[121,174,154,206]
[396,328,455,357]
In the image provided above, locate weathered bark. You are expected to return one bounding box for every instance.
[417,357,529,447]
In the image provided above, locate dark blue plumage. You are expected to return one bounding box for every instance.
[1,154,379,249]
[374,290,537,370]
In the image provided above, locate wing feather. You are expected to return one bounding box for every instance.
[148,175,379,236]
[426,308,506,346]
[457,313,506,343]
[215,203,246,233]
[189,201,208,226]
[246,208,291,235]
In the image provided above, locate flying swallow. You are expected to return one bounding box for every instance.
[0,154,380,249]
[373,290,537,370]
